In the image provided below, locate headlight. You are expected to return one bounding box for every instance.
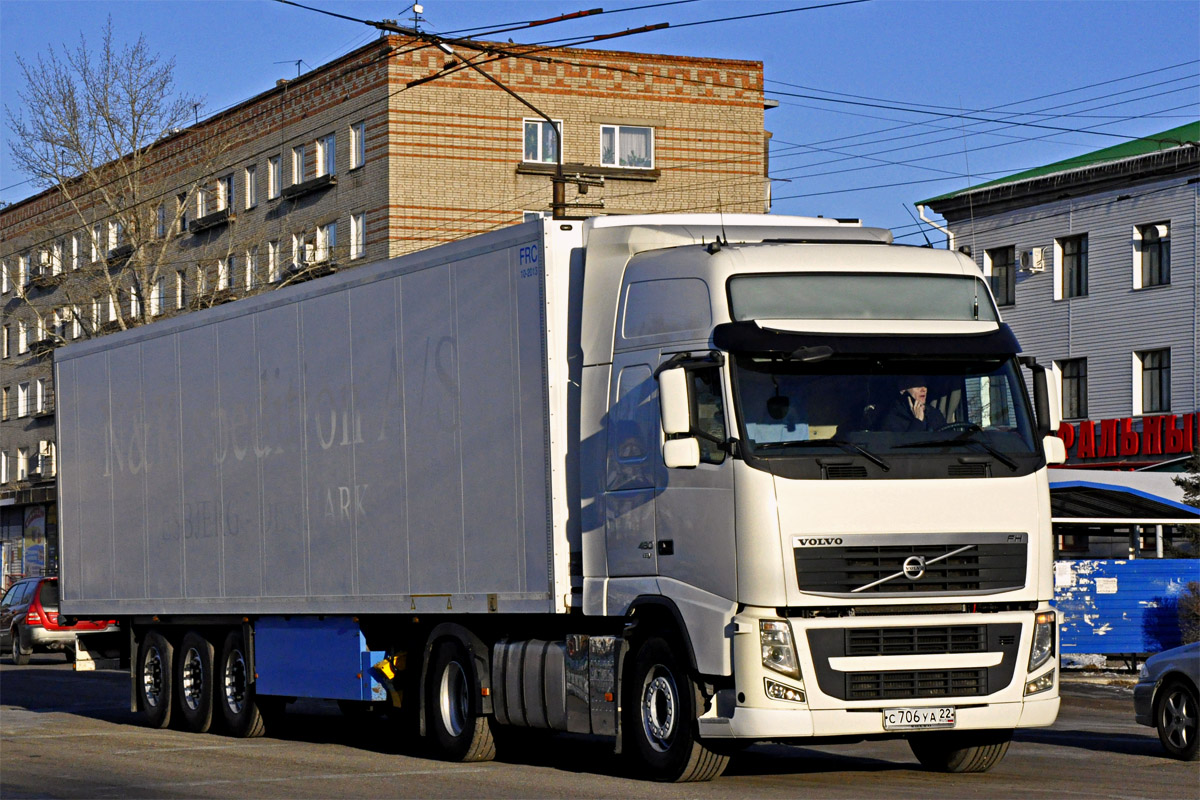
[760,619,800,678]
[1138,662,1150,680]
[1028,611,1056,671]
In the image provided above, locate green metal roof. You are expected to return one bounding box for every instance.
[917,122,1200,206]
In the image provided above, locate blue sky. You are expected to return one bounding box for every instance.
[2,0,1197,241]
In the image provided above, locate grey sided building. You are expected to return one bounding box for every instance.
[917,123,1200,559]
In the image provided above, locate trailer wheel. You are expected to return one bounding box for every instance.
[625,637,729,782]
[176,631,216,733]
[908,728,1013,772]
[137,630,174,729]
[426,640,495,762]
[218,630,266,738]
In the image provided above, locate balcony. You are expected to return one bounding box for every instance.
[280,173,337,201]
[189,207,234,234]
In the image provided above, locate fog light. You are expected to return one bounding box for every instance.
[764,677,806,703]
[1025,672,1054,696]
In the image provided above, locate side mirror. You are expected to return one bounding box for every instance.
[658,366,691,435]
[1043,435,1067,465]
[664,438,700,469]
[1021,358,1059,438]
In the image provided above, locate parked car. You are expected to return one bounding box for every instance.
[0,576,118,664]
[1134,641,1199,761]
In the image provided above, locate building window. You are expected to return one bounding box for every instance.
[18,382,30,417]
[268,240,280,282]
[2,387,8,420]
[197,185,208,218]
[176,194,188,233]
[71,234,81,269]
[130,284,141,319]
[1137,349,1170,414]
[316,222,336,262]
[986,245,1015,307]
[316,133,335,177]
[601,124,653,168]
[246,247,258,289]
[1059,234,1087,298]
[1136,222,1170,288]
[350,121,365,169]
[1,262,9,294]
[35,378,47,414]
[523,119,562,164]
[156,203,167,238]
[71,305,82,338]
[292,233,303,267]
[268,156,281,199]
[91,225,102,261]
[150,278,163,316]
[350,213,365,260]
[17,447,28,481]
[218,174,234,211]
[0,450,7,483]
[18,321,28,354]
[245,165,257,209]
[292,145,306,185]
[176,270,187,310]
[1057,358,1087,420]
[52,241,64,275]
[2,325,9,358]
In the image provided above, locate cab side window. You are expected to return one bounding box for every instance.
[689,366,727,465]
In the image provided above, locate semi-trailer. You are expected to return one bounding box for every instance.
[56,214,1065,781]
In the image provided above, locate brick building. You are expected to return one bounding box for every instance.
[0,36,770,583]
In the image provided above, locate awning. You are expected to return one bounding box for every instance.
[1050,479,1200,524]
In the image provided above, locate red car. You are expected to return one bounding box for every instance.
[1,576,117,664]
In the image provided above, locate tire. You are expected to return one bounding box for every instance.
[425,640,495,762]
[176,630,216,733]
[909,728,1013,773]
[625,636,728,782]
[218,630,266,738]
[10,627,30,666]
[1155,679,1199,761]
[136,630,174,729]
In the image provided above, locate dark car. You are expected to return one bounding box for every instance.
[0,576,118,664]
[1134,641,1199,761]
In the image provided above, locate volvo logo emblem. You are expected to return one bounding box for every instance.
[902,556,927,581]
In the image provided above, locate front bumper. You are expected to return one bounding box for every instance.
[1133,679,1156,727]
[700,693,1061,739]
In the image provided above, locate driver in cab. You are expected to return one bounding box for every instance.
[881,380,946,432]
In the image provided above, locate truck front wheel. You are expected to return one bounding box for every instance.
[176,631,216,733]
[908,728,1013,772]
[137,631,174,728]
[218,630,266,738]
[625,637,728,782]
[426,640,495,762]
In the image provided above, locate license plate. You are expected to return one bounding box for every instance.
[882,706,956,730]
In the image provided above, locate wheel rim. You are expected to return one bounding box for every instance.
[223,650,248,715]
[438,660,469,738]
[180,647,205,711]
[142,645,165,709]
[641,666,679,753]
[1162,687,1195,751]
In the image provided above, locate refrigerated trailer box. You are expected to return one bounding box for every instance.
[57,214,1066,781]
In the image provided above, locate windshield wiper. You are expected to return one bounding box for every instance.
[894,433,1019,471]
[753,438,890,471]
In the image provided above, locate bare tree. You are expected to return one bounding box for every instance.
[4,17,232,340]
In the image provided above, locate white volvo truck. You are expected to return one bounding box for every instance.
[56,214,1065,781]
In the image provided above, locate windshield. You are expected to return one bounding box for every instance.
[732,354,1038,459]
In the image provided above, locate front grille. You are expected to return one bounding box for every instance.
[794,539,1026,595]
[847,669,987,700]
[846,625,987,656]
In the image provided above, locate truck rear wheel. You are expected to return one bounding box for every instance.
[137,630,174,728]
[908,728,1012,772]
[176,631,216,733]
[426,640,495,762]
[218,630,265,738]
[625,637,728,782]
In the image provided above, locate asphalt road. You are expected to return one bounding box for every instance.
[1,657,1193,799]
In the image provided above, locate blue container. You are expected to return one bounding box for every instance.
[1054,559,1199,655]
[254,616,387,701]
